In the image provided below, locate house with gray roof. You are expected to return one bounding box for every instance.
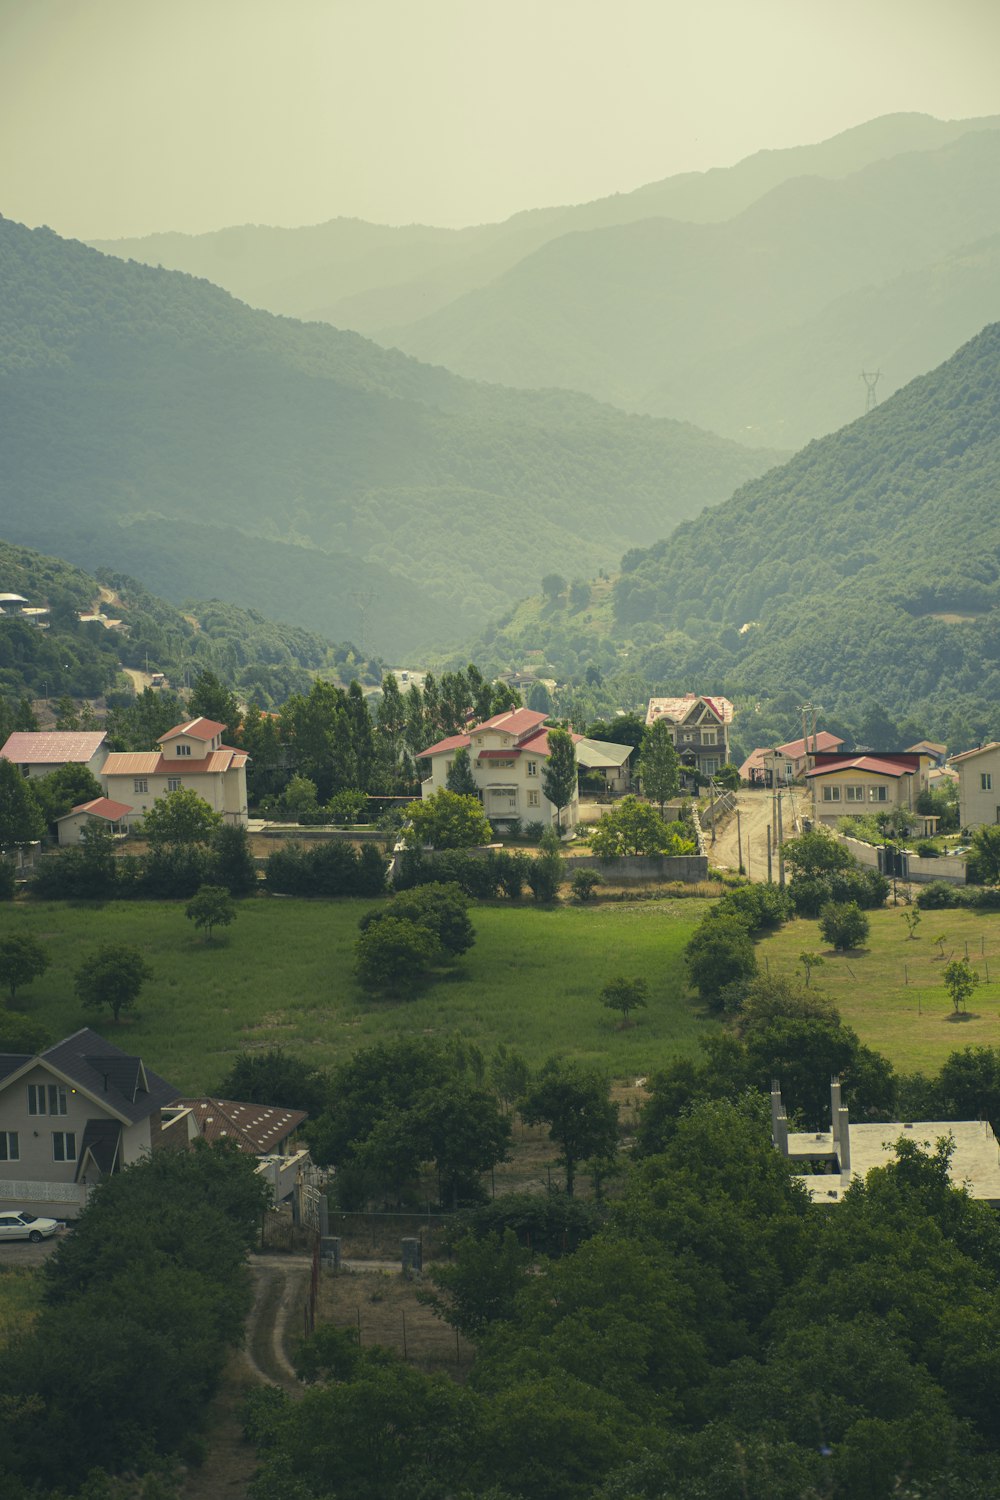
[0,1028,195,1218]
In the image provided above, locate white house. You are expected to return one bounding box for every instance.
[0,1028,195,1219]
[420,708,581,832]
[101,717,249,827]
[0,731,109,781]
[951,742,1000,830]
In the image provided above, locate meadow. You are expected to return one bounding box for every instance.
[1,897,716,1093]
[757,905,1000,1074]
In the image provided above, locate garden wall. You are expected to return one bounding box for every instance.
[563,854,709,883]
[827,829,966,886]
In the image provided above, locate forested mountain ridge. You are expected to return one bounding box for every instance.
[90,112,998,337]
[389,129,1000,446]
[470,323,1000,747]
[0,215,780,655]
[0,536,377,708]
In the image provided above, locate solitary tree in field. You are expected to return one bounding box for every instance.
[186,884,237,942]
[0,932,50,1003]
[902,909,922,940]
[74,944,153,1024]
[818,901,870,952]
[600,976,649,1027]
[944,958,980,1015]
[798,952,825,989]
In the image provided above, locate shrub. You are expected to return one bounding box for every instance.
[571,869,602,903]
[914,839,941,858]
[818,900,870,952]
[526,849,564,903]
[916,880,961,910]
[685,914,757,1011]
[0,859,15,901]
[715,881,792,932]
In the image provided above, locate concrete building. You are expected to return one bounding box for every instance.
[772,1076,1000,1206]
[420,708,581,833]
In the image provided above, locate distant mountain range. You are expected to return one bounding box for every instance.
[0,216,778,657]
[91,113,1000,449]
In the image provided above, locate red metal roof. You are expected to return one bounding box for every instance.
[775,732,844,759]
[103,747,247,776]
[806,755,915,779]
[1,731,106,764]
[57,797,133,822]
[158,717,226,743]
[418,732,471,758]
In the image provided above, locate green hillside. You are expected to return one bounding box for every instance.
[0,536,377,710]
[389,130,1000,445]
[91,112,998,338]
[0,215,779,656]
[470,324,1000,748]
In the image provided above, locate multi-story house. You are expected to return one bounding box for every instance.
[806,750,932,829]
[1,731,109,781]
[101,716,249,827]
[420,708,581,832]
[951,743,1000,830]
[644,695,734,783]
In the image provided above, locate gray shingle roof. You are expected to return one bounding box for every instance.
[41,1028,181,1124]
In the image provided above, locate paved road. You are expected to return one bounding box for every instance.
[708,786,806,882]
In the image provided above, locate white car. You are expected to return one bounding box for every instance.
[0,1211,63,1243]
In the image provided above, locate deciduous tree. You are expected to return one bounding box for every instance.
[600,975,649,1026]
[74,943,153,1024]
[589,795,694,858]
[639,719,679,814]
[141,787,222,848]
[186,884,237,941]
[520,1058,618,1195]
[0,931,50,1003]
[404,788,492,850]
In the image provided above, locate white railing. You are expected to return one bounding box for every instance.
[0,1179,88,1208]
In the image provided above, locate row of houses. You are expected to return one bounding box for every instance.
[0,1027,310,1219]
[1,717,250,842]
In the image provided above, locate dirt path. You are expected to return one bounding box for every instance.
[708,786,806,882]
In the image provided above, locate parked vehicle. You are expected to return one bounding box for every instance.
[0,1211,62,1243]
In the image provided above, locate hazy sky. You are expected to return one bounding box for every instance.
[2,0,999,240]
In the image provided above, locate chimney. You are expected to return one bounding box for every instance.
[830,1076,842,1143]
[838,1106,851,1180]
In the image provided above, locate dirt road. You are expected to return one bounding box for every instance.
[708,786,806,882]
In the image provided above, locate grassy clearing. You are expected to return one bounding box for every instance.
[0,1266,41,1345]
[317,1268,475,1377]
[757,906,1000,1073]
[2,897,715,1093]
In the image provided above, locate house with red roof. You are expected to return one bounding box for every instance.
[420,708,582,832]
[55,796,133,846]
[740,731,845,787]
[806,751,933,829]
[101,717,249,827]
[0,730,108,781]
[645,695,733,784]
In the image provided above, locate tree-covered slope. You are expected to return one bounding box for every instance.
[90,112,998,338]
[610,322,1000,718]
[0,216,780,656]
[0,536,377,708]
[388,130,1000,444]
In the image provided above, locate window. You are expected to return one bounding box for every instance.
[981,772,993,792]
[133,777,148,794]
[176,744,192,757]
[27,1084,67,1116]
[0,1132,19,1162]
[703,758,718,775]
[845,786,866,802]
[52,1132,76,1163]
[822,786,841,803]
[702,730,717,745]
[869,786,888,803]
[527,790,540,808]
[167,777,182,792]
[527,761,538,777]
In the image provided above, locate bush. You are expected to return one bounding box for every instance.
[685,914,758,1011]
[0,859,15,901]
[916,880,962,910]
[914,839,941,858]
[265,839,385,898]
[818,900,870,951]
[571,869,602,903]
[715,881,793,932]
[360,882,474,959]
[526,849,564,903]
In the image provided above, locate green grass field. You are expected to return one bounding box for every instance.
[757,906,1000,1073]
[1,897,716,1093]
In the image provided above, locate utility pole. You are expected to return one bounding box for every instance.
[776,791,785,887]
[767,826,773,883]
[736,806,745,875]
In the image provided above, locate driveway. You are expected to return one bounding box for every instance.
[707,786,806,882]
[0,1231,66,1267]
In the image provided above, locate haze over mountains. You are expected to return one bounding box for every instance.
[0,215,778,658]
[93,113,1000,450]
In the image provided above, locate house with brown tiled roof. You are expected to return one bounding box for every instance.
[101,716,249,826]
[55,796,133,845]
[806,751,933,829]
[740,731,845,787]
[175,1097,311,1205]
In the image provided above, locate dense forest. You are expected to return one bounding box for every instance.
[0,538,379,713]
[0,215,778,655]
[468,322,1000,754]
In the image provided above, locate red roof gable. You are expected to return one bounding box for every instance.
[57,797,133,823]
[806,753,919,779]
[158,717,226,744]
